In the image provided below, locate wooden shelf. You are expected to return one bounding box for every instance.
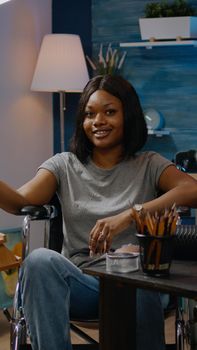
[148,129,170,137]
[120,40,197,48]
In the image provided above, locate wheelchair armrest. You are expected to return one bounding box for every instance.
[16,205,57,220]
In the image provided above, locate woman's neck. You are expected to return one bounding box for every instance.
[92,148,124,169]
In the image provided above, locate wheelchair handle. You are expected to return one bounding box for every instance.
[17,205,57,220]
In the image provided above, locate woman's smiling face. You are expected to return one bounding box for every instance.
[83,89,124,152]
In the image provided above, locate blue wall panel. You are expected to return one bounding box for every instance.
[52,0,197,160]
[92,0,197,160]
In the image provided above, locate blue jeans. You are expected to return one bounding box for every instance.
[20,248,165,350]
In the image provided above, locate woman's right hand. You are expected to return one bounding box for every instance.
[89,208,134,256]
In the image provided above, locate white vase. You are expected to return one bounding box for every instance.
[139,16,197,40]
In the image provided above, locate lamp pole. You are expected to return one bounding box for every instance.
[59,91,66,152]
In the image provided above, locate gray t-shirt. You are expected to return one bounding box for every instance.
[39,151,173,268]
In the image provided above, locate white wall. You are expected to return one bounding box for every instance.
[0,0,53,228]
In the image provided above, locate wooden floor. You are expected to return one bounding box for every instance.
[0,308,178,350]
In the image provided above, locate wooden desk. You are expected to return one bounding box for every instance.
[189,173,197,181]
[84,261,197,350]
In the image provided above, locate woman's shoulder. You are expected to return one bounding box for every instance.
[130,151,173,170]
[47,151,78,163]
[135,151,171,163]
[39,152,79,171]
[54,152,87,172]
[131,151,160,162]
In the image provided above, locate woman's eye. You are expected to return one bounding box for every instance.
[106,109,116,116]
[84,111,94,118]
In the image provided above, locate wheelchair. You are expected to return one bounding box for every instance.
[3,199,99,350]
[3,196,197,350]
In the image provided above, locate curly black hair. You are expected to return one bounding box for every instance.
[70,74,147,163]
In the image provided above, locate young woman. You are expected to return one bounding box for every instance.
[0,75,196,350]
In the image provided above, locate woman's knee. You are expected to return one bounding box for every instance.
[21,248,59,279]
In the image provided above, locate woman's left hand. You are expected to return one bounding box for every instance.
[89,208,133,256]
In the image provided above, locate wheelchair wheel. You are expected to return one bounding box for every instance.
[10,282,28,350]
[10,307,27,350]
[188,300,197,350]
[176,304,188,350]
[175,298,197,350]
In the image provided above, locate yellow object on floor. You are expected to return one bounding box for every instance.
[0,227,22,309]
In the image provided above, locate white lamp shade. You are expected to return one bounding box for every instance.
[31,34,89,92]
[0,0,12,4]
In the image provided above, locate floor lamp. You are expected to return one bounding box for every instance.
[0,0,12,4]
[31,34,89,152]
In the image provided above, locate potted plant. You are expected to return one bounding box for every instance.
[86,43,127,75]
[139,0,197,41]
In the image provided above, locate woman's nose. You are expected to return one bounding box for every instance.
[93,112,106,125]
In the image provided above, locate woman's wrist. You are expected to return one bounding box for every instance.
[130,204,144,221]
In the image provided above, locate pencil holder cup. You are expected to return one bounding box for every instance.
[136,233,175,277]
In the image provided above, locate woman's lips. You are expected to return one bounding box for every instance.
[93,129,112,137]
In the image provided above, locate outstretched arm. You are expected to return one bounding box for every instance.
[0,169,57,214]
[89,165,197,255]
[0,180,28,214]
